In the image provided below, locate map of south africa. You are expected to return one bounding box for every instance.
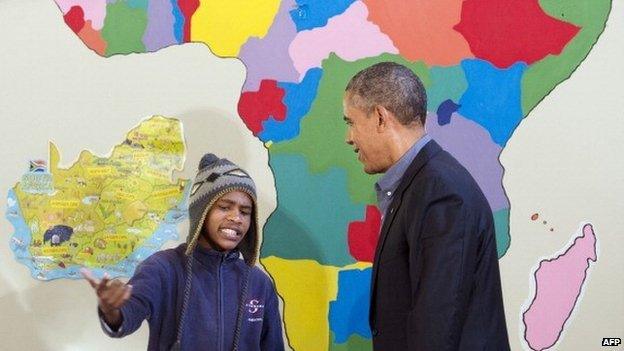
[6,0,611,350]
[8,116,188,280]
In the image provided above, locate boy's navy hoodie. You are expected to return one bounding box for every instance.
[100,243,284,351]
[99,154,285,351]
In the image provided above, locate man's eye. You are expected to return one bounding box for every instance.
[241,211,251,216]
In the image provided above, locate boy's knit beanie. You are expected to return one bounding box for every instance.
[185,153,258,266]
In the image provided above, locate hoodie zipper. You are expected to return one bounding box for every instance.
[218,253,225,351]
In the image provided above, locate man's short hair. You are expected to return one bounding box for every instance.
[345,62,427,126]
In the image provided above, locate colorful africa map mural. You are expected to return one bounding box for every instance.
[6,0,612,350]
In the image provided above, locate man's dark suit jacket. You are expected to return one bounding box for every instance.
[370,140,510,351]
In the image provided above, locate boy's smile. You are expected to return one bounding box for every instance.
[200,190,253,252]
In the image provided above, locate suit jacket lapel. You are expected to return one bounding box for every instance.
[369,140,443,323]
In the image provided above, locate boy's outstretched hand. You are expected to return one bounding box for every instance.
[81,268,132,329]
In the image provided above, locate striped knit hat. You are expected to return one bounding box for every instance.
[184,153,258,266]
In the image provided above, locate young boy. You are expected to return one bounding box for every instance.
[82,153,285,351]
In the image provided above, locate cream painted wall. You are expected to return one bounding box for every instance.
[500,1,624,349]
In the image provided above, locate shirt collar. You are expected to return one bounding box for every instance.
[375,134,431,195]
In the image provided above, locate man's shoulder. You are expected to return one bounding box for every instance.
[411,150,469,187]
[408,149,490,209]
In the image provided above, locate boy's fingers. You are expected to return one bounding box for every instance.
[112,286,133,309]
[100,280,121,301]
[81,270,131,310]
[107,281,128,304]
[80,268,99,289]
[98,275,111,293]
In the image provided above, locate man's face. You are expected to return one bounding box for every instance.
[202,190,253,252]
[343,95,389,174]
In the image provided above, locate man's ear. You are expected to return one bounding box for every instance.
[374,105,389,132]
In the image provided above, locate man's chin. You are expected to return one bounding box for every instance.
[363,164,382,175]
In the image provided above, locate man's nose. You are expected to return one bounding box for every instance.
[345,130,353,145]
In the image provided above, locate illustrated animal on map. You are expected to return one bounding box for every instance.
[43,225,74,246]
[94,238,107,250]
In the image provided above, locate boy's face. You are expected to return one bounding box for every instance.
[201,190,253,252]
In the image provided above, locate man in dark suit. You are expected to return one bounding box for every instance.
[343,62,510,351]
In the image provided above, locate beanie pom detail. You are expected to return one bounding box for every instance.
[198,153,219,171]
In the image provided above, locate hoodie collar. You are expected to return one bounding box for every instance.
[183,243,241,268]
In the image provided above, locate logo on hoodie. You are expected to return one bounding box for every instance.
[246,299,264,313]
[246,299,264,322]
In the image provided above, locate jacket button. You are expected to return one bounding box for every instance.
[372,329,379,336]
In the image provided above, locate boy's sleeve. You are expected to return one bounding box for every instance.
[98,308,124,336]
[100,255,166,338]
[260,283,285,351]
